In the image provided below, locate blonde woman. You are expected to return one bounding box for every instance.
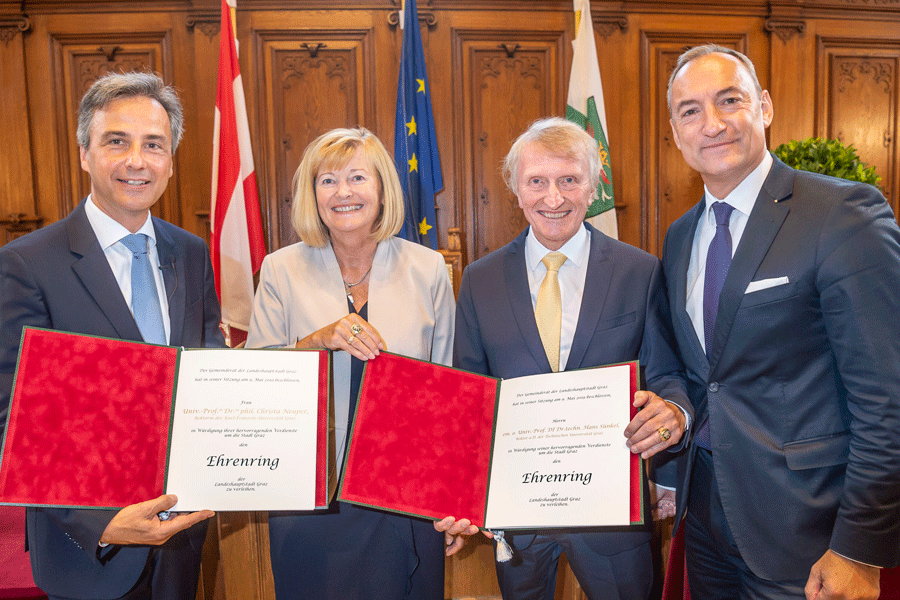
[247,127,454,599]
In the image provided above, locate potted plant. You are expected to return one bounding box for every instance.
[772,137,881,187]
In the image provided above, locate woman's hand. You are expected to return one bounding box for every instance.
[297,315,386,360]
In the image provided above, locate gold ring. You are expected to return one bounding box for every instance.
[351,324,362,335]
[658,427,671,442]
[347,335,356,344]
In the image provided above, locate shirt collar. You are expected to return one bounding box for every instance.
[702,151,773,221]
[84,195,156,250]
[525,223,589,271]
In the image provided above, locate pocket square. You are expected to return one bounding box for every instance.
[745,276,789,294]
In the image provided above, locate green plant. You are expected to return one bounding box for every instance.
[772,137,881,187]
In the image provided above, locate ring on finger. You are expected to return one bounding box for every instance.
[347,335,356,344]
[658,427,671,442]
[351,323,362,335]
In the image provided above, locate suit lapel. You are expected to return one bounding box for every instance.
[503,231,552,372]
[707,158,793,368]
[154,219,184,345]
[568,224,611,369]
[671,202,708,372]
[67,203,143,342]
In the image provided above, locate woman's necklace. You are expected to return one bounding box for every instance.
[343,266,372,304]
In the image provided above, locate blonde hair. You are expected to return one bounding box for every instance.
[502,117,600,195]
[291,127,404,247]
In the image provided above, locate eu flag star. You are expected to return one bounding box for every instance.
[408,154,418,173]
[419,217,432,236]
[406,116,417,136]
[416,79,425,93]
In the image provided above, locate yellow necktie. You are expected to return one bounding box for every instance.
[536,252,567,372]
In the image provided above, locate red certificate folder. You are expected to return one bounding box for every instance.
[0,327,334,510]
[339,352,643,529]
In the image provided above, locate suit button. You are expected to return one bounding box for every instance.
[708,382,719,392]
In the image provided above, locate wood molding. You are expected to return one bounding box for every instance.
[0,214,42,243]
[186,9,220,39]
[49,29,175,221]
[437,227,463,297]
[765,18,806,42]
[387,0,438,28]
[593,13,628,38]
[0,6,29,46]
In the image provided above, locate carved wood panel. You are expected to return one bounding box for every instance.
[640,32,749,256]
[50,32,175,221]
[454,30,565,262]
[254,30,374,250]
[817,38,899,213]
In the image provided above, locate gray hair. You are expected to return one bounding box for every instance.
[77,71,184,153]
[502,117,601,195]
[666,44,763,114]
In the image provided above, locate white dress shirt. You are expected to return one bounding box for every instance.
[524,225,590,371]
[686,152,772,352]
[84,195,171,344]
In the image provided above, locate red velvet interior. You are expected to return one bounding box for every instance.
[628,362,642,524]
[0,328,177,508]
[315,350,329,508]
[340,353,497,527]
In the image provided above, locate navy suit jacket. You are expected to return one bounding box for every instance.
[661,155,900,579]
[0,201,224,599]
[454,223,690,554]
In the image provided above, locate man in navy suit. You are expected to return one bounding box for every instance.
[0,72,223,600]
[661,44,900,599]
[450,117,691,600]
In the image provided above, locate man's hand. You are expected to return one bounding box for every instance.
[650,483,676,520]
[805,550,880,600]
[624,391,686,458]
[433,516,492,556]
[99,494,215,546]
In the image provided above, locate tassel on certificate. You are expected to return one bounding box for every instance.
[493,530,513,562]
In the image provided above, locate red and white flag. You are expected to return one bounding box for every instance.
[211,0,265,340]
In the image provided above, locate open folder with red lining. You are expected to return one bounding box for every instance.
[339,352,644,530]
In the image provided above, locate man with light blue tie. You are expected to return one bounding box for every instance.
[0,72,223,600]
[660,44,900,599]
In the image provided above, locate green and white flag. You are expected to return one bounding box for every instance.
[566,0,617,238]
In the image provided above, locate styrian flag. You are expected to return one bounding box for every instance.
[211,0,265,339]
[566,0,618,239]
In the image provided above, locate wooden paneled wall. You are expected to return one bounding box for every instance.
[3,0,899,253]
[2,1,899,599]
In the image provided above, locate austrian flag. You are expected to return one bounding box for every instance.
[210,0,266,336]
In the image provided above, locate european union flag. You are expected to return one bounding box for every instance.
[394,0,443,248]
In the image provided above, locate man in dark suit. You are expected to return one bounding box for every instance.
[0,72,223,600]
[661,44,900,599]
[450,117,691,600]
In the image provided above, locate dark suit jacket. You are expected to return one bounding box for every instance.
[454,223,690,554]
[0,201,224,599]
[661,155,900,579]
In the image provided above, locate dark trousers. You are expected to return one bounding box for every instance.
[495,532,653,600]
[47,531,204,600]
[268,501,443,600]
[685,448,806,600]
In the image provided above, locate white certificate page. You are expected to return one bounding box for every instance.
[166,349,321,511]
[484,365,632,529]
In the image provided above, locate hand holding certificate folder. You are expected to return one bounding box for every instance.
[338,352,644,530]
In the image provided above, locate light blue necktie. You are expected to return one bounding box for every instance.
[120,233,166,345]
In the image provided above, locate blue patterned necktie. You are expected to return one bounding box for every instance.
[696,202,735,450]
[120,233,166,345]
[703,202,736,359]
